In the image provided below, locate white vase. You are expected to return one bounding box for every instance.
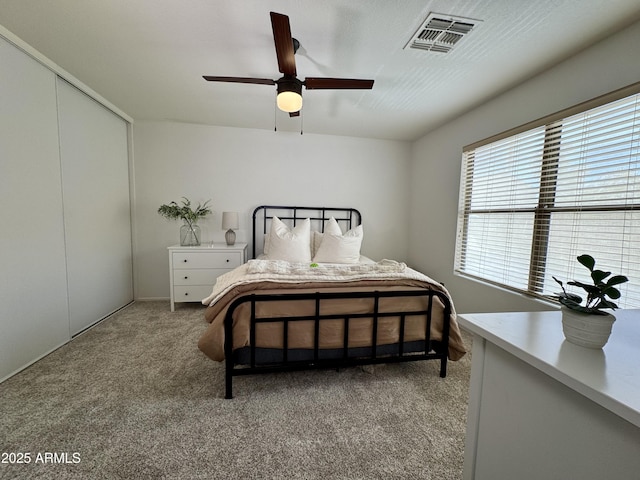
[561,306,615,349]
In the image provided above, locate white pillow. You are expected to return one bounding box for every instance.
[312,217,343,256]
[313,224,363,264]
[265,216,311,262]
[324,217,343,235]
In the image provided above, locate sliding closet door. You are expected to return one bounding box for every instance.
[56,79,133,335]
[0,37,70,381]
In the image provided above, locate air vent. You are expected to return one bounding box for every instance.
[405,13,479,53]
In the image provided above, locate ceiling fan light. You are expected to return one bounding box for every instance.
[276,77,303,112]
[277,91,303,112]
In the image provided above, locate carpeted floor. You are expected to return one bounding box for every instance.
[0,301,472,480]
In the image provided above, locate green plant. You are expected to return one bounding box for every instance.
[553,254,628,315]
[158,197,212,238]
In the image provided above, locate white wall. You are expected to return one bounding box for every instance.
[133,122,411,299]
[408,19,640,314]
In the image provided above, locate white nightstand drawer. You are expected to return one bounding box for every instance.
[173,268,224,286]
[173,285,214,302]
[172,251,242,269]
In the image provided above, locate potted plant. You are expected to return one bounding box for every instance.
[158,197,212,246]
[553,254,628,348]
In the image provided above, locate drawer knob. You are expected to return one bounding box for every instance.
[183,259,188,263]
[184,276,188,280]
[184,292,189,296]
[226,259,229,262]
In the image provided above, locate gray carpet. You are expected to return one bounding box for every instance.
[0,301,472,480]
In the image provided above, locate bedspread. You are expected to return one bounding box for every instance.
[198,259,467,362]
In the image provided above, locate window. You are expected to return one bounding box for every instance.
[455,83,640,308]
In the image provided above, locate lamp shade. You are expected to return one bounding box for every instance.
[221,211,239,230]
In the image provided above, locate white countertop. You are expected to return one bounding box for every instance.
[458,309,640,428]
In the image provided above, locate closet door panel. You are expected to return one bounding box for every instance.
[57,79,133,335]
[0,38,70,380]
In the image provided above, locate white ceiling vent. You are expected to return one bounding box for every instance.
[405,13,480,53]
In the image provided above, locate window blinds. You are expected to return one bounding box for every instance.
[455,86,640,308]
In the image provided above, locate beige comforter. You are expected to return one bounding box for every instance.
[198,260,467,362]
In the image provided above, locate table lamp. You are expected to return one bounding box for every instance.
[222,211,239,246]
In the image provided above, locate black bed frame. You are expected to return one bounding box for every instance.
[223,205,451,399]
[251,204,362,259]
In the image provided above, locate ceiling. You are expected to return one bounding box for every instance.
[2,0,640,141]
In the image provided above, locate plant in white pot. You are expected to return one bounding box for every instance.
[553,254,628,348]
[158,197,212,246]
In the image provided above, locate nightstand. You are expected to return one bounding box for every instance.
[168,243,247,311]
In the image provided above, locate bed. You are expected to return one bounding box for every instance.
[198,205,466,398]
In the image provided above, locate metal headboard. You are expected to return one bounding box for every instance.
[251,205,362,259]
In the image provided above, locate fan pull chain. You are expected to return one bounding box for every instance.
[274,97,278,131]
[300,109,303,135]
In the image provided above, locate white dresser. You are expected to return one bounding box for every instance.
[458,309,640,480]
[168,243,247,311]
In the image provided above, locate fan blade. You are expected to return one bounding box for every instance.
[270,12,296,76]
[304,78,374,90]
[289,111,300,117]
[203,76,276,85]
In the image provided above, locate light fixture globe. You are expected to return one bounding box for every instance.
[276,77,303,113]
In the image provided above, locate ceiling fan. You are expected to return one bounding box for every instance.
[203,12,374,117]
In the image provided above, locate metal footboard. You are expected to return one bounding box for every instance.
[223,289,451,399]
